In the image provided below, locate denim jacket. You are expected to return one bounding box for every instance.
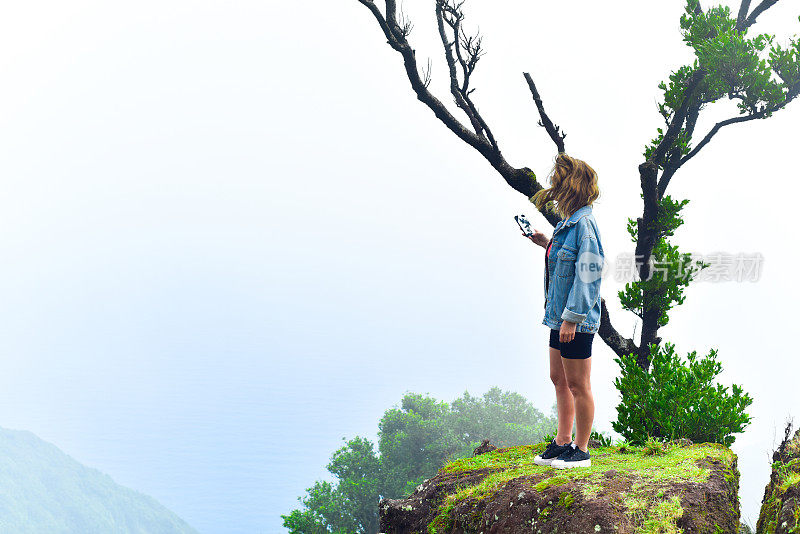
[543,204,604,334]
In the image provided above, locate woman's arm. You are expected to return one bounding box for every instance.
[561,222,603,324]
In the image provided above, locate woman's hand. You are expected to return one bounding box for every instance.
[522,229,550,248]
[559,320,577,343]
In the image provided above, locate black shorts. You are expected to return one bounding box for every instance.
[549,328,593,359]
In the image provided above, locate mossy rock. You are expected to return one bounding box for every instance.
[379,440,740,533]
[756,427,800,533]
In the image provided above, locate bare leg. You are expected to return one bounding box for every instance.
[549,347,574,446]
[561,356,594,452]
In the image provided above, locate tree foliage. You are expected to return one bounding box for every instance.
[281,387,571,533]
[646,2,800,168]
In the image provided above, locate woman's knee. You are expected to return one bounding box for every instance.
[550,368,568,387]
[567,380,591,396]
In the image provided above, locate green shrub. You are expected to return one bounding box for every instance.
[612,342,753,447]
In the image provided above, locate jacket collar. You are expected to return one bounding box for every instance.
[563,204,592,227]
[553,204,592,234]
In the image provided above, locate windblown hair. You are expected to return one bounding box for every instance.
[530,153,600,219]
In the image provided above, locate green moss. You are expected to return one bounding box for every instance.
[639,495,683,533]
[582,481,603,499]
[557,492,575,510]
[756,455,800,533]
[427,441,733,531]
[779,472,800,493]
[723,465,737,484]
[441,442,729,496]
[759,492,780,532]
[775,458,800,491]
[623,493,685,533]
[427,500,454,534]
[534,475,569,492]
[794,502,800,531]
[539,505,551,520]
[762,457,800,532]
[623,494,649,524]
[443,443,542,473]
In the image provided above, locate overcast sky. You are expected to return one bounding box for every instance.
[0,1,798,532]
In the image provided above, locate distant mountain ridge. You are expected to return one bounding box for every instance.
[0,426,198,534]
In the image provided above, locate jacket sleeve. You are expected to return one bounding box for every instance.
[561,222,603,324]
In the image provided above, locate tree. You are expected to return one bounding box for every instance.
[283,438,381,534]
[282,387,584,533]
[378,388,560,496]
[353,0,800,370]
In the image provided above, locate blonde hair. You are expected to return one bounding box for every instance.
[530,152,599,219]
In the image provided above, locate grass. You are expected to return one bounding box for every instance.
[441,441,731,491]
[428,439,737,533]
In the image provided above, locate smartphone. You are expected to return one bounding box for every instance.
[515,214,534,237]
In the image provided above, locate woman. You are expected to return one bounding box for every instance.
[524,152,604,469]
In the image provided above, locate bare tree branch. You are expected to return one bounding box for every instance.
[435,0,498,150]
[395,2,413,38]
[599,298,638,358]
[444,9,499,151]
[355,0,637,359]
[683,116,760,167]
[354,0,562,223]
[436,3,483,135]
[742,0,781,30]
[523,73,567,154]
[736,0,753,30]
[356,0,400,48]
[385,0,397,26]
